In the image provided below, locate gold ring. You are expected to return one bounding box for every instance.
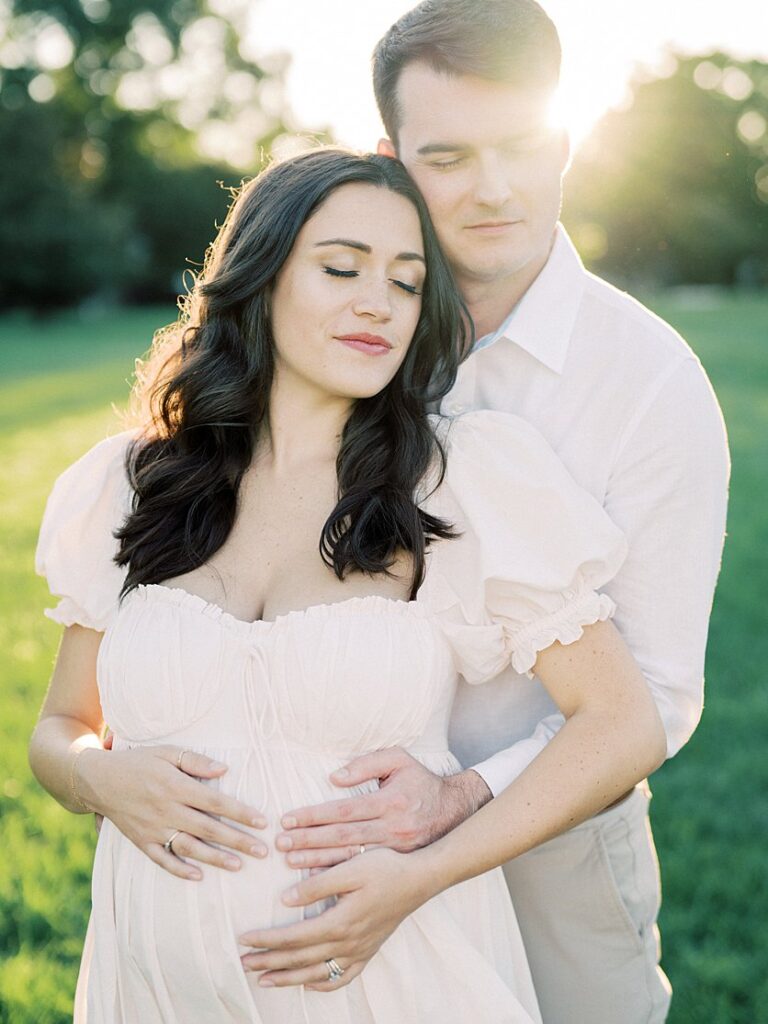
[176,749,190,771]
[164,829,182,854]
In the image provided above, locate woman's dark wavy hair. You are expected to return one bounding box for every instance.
[115,148,471,602]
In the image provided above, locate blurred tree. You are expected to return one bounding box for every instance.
[563,53,768,287]
[0,0,300,307]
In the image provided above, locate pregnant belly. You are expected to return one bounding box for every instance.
[97,742,460,980]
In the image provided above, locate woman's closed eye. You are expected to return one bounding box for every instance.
[323,267,421,296]
[324,266,357,279]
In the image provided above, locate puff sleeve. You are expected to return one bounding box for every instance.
[35,432,134,631]
[425,411,628,682]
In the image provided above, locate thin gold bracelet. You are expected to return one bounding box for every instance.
[69,747,91,813]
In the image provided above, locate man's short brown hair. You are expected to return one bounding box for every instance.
[372,0,561,146]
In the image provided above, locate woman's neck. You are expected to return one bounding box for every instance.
[257,368,352,474]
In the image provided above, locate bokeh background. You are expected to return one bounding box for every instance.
[1,1,767,1021]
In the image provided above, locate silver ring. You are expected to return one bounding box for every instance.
[325,958,344,981]
[358,844,366,855]
[164,829,182,854]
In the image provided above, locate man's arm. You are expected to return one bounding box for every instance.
[275,354,729,867]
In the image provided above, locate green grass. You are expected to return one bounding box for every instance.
[0,296,766,1023]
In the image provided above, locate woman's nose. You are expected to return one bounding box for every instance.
[352,281,392,321]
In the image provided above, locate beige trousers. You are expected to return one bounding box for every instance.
[502,783,672,1024]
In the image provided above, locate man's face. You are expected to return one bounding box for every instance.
[391,62,568,290]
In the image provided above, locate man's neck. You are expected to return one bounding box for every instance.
[459,236,556,341]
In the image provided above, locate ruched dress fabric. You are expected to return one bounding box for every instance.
[37,411,627,1024]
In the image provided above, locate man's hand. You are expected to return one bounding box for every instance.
[275,747,492,870]
[240,847,436,990]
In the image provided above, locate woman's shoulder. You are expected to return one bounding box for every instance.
[428,409,574,495]
[55,429,136,485]
[36,430,138,630]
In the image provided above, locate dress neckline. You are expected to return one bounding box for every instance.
[131,583,424,633]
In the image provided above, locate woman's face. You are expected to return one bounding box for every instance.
[269,182,426,401]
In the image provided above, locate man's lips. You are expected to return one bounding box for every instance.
[335,333,393,355]
[465,219,522,232]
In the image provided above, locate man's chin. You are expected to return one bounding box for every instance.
[456,255,534,286]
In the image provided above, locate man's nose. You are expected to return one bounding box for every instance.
[352,280,392,321]
[474,152,513,209]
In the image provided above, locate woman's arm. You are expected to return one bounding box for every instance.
[29,625,269,879]
[238,618,667,989]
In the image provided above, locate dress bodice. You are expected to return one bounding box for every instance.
[99,587,457,757]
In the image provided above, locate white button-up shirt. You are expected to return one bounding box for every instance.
[444,225,730,795]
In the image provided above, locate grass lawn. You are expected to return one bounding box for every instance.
[0,295,766,1023]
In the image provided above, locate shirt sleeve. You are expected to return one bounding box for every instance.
[470,356,730,795]
[35,432,134,632]
[427,410,628,683]
[601,356,729,756]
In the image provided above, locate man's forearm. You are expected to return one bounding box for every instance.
[439,769,493,834]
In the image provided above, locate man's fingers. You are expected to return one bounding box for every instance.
[286,846,364,870]
[277,820,381,854]
[329,747,409,787]
[281,792,383,831]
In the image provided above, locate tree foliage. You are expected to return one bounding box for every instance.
[564,53,768,287]
[0,0,295,306]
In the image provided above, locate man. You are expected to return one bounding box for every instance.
[223,2,726,1019]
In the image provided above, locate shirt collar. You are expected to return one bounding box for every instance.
[473,223,586,374]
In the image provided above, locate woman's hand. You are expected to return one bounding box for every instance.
[239,847,437,990]
[78,744,268,880]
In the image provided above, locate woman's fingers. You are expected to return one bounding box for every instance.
[188,780,268,830]
[258,959,354,989]
[242,943,333,973]
[164,746,228,780]
[150,843,202,881]
[179,808,269,858]
[167,831,245,872]
[305,960,365,992]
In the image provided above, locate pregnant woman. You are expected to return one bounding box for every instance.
[30,149,665,1023]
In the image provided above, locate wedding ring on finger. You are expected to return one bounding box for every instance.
[176,749,191,770]
[358,844,366,856]
[325,958,344,982]
[164,829,183,855]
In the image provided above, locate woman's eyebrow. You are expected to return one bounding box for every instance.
[314,238,371,253]
[314,239,424,264]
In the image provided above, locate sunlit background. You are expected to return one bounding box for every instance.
[249,0,768,151]
[2,0,767,306]
[1,5,768,1023]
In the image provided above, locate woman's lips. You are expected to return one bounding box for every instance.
[335,333,392,356]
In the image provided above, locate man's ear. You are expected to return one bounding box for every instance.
[377,137,397,159]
